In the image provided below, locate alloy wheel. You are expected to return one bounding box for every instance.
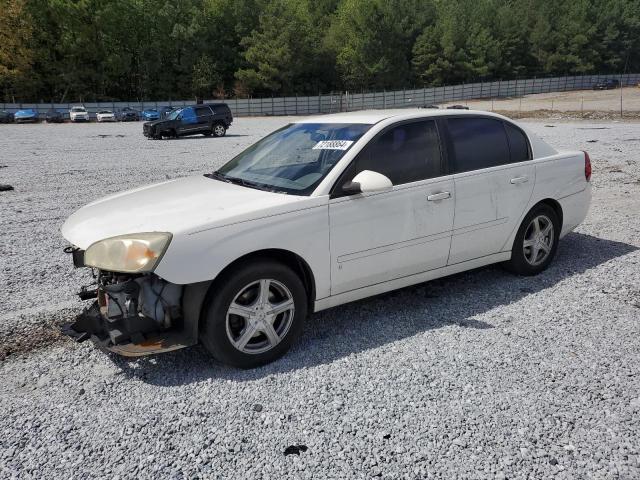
[523,214,554,266]
[225,279,295,355]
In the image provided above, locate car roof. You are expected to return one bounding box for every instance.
[295,108,512,125]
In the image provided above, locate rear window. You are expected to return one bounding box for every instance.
[447,117,510,173]
[504,123,531,163]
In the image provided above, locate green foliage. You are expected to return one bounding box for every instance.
[2,0,639,101]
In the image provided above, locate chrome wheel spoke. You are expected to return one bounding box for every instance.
[541,223,552,237]
[260,321,280,346]
[540,242,551,253]
[228,302,254,318]
[533,217,541,234]
[267,298,294,317]
[531,245,540,262]
[523,238,535,248]
[257,279,271,307]
[235,323,259,351]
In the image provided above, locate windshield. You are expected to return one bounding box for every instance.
[214,123,370,195]
[71,107,85,112]
[167,108,182,120]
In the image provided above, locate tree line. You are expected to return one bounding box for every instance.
[1,0,639,102]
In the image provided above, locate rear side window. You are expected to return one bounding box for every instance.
[448,117,510,173]
[504,122,531,163]
[355,120,442,185]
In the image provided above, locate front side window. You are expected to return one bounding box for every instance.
[167,108,182,120]
[214,123,371,195]
[448,117,510,173]
[353,120,442,185]
[195,106,211,117]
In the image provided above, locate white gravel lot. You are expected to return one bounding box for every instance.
[0,117,639,479]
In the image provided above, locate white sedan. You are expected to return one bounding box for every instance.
[96,110,116,122]
[69,106,89,122]
[61,109,591,367]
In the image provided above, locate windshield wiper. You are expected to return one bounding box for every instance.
[205,171,231,183]
[205,171,287,194]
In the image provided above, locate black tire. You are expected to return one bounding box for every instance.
[200,258,307,368]
[212,123,226,137]
[505,203,560,276]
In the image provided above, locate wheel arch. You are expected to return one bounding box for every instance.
[502,198,564,254]
[183,248,317,343]
[536,198,563,229]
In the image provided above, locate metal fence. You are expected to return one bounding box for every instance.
[2,73,639,118]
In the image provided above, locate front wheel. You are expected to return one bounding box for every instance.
[212,123,226,137]
[200,259,307,368]
[505,204,560,275]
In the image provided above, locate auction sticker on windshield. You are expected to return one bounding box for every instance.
[312,140,354,150]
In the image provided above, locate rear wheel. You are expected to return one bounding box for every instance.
[200,259,307,368]
[505,204,560,275]
[212,123,226,137]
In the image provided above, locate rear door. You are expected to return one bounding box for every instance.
[177,107,198,134]
[194,106,213,132]
[445,117,535,264]
[329,120,454,295]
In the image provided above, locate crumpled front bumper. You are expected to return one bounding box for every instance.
[62,301,189,356]
[61,264,191,357]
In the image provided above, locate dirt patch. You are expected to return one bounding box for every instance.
[493,109,640,120]
[0,311,74,360]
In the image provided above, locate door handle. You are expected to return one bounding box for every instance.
[510,176,529,184]
[427,191,451,201]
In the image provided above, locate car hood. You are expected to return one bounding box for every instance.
[61,175,308,249]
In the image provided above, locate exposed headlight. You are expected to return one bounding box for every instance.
[84,232,172,273]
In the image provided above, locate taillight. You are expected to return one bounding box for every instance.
[583,151,592,182]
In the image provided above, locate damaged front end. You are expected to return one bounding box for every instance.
[63,249,191,356]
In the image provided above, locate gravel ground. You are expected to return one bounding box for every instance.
[1,117,639,479]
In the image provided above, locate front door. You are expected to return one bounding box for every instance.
[329,120,455,295]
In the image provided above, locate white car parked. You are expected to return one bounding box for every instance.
[61,109,592,367]
[69,106,89,122]
[96,110,116,122]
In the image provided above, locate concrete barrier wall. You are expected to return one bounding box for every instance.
[3,73,639,118]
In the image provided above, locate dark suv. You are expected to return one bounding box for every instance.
[143,103,233,139]
[593,79,620,90]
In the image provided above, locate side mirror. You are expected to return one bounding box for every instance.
[342,170,393,195]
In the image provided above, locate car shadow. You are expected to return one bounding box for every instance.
[110,232,637,385]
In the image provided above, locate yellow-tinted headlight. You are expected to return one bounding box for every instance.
[84,232,172,273]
